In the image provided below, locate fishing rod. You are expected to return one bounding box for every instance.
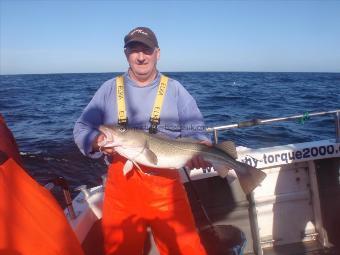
[206,109,340,144]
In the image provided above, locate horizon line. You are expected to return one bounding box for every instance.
[1,70,340,76]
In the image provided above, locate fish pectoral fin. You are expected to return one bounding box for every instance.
[123,159,143,175]
[123,160,134,175]
[214,141,238,159]
[143,148,158,165]
[132,160,143,173]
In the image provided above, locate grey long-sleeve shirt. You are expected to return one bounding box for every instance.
[73,72,210,158]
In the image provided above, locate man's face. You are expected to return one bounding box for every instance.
[125,42,160,78]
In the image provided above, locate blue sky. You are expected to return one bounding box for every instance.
[1,0,339,74]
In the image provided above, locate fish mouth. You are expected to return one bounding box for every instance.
[98,125,119,147]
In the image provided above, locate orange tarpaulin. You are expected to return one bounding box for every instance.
[0,114,84,255]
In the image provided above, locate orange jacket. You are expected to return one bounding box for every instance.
[0,114,21,165]
[0,114,84,255]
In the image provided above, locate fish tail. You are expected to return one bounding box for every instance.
[237,163,266,194]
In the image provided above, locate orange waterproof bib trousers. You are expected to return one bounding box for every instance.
[102,155,207,255]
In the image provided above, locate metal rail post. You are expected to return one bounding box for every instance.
[213,129,218,144]
[335,112,340,143]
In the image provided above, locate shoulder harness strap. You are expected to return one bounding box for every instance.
[149,75,169,134]
[115,75,169,133]
[116,75,128,127]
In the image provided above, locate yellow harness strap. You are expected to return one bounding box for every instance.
[116,76,128,126]
[149,75,169,133]
[115,75,169,133]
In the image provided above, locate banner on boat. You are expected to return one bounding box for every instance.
[237,139,340,169]
[184,139,340,181]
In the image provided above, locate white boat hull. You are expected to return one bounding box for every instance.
[66,139,340,254]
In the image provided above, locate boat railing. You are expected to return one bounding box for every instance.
[206,109,340,144]
[207,109,340,255]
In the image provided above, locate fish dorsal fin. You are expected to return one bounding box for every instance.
[215,141,237,159]
[176,137,198,143]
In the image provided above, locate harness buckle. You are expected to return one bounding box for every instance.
[149,117,160,134]
[118,117,128,128]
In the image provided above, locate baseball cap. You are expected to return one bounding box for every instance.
[124,27,159,49]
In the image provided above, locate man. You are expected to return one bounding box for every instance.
[74,27,210,255]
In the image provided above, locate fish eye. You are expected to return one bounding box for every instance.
[119,126,127,133]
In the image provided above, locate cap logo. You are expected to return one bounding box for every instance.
[130,29,148,36]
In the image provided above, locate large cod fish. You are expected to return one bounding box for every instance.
[98,125,266,194]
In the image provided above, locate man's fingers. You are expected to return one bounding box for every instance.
[101,148,116,155]
[97,133,106,143]
[202,158,212,168]
[196,155,206,168]
[92,133,107,152]
[194,155,212,169]
[192,156,200,169]
[185,160,193,169]
[185,155,211,170]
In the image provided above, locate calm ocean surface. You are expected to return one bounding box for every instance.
[1,72,339,195]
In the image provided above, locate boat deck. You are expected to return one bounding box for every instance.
[262,241,338,255]
[82,220,104,255]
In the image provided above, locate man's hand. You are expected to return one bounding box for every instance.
[92,133,116,155]
[185,140,213,170]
